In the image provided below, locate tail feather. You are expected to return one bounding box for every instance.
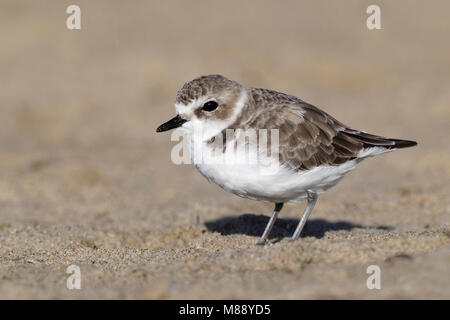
[343,130,417,150]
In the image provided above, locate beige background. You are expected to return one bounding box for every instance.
[0,0,449,299]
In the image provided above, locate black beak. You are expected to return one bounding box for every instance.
[156,114,187,132]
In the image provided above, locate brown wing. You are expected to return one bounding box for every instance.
[241,89,417,171]
[274,104,364,170]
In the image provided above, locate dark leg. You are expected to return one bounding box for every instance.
[257,202,284,245]
[291,191,318,241]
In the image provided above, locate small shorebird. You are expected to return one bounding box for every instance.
[156,75,417,245]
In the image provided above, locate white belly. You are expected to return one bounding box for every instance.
[193,152,358,203]
[185,134,387,203]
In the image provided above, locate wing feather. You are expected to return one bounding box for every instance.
[244,88,415,171]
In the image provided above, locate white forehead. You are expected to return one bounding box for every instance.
[174,96,209,117]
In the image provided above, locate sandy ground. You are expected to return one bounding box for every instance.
[0,1,449,299]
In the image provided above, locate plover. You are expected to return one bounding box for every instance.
[156,75,417,245]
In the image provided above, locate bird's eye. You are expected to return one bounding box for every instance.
[202,101,218,112]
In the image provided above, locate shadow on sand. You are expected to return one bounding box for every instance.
[204,213,393,241]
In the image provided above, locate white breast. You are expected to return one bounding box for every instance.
[187,136,360,203]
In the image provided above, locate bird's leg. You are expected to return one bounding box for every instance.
[291,191,318,241]
[257,202,284,245]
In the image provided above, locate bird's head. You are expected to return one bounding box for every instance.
[156,75,248,140]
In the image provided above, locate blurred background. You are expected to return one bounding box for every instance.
[0,0,449,299]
